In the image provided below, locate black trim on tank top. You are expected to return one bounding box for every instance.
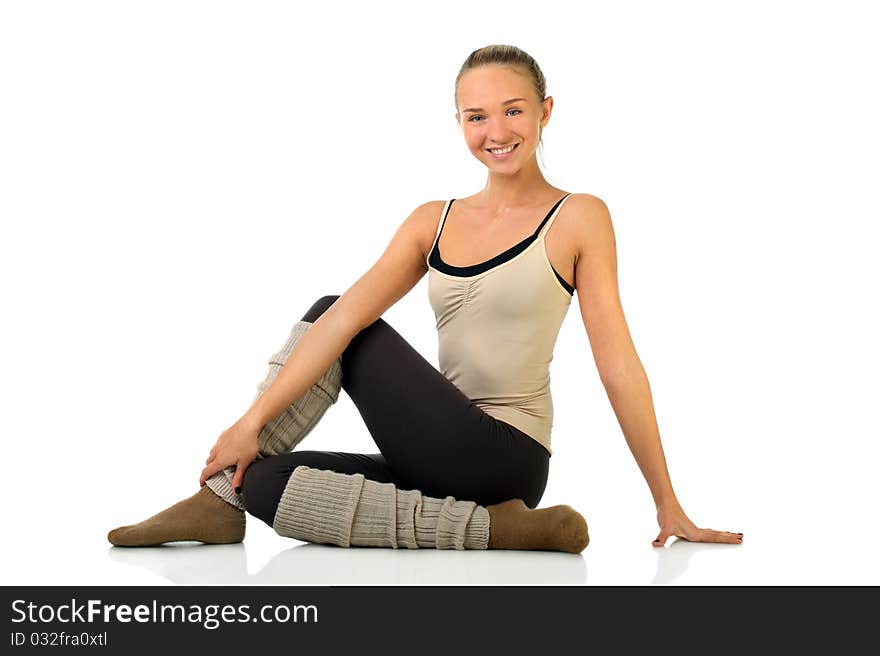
[429,195,576,295]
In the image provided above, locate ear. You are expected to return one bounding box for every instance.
[541,96,553,125]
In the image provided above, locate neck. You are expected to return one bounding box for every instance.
[479,158,554,212]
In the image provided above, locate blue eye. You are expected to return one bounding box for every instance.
[468,108,522,123]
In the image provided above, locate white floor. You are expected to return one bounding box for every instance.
[4,490,875,586]
[0,514,736,586]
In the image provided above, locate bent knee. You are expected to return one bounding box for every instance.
[240,458,287,527]
[300,295,341,323]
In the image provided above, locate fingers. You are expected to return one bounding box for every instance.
[654,528,743,547]
[203,444,220,479]
[688,528,743,544]
[199,461,222,488]
[702,529,743,544]
[232,460,251,495]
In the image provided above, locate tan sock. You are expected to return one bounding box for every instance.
[107,486,246,547]
[486,499,589,553]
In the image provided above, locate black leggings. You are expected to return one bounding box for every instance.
[240,295,551,527]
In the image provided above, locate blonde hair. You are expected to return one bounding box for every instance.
[455,44,549,164]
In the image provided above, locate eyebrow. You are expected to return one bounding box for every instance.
[461,97,528,113]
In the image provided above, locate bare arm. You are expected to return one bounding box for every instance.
[571,194,677,508]
[240,303,355,432]
[240,201,438,432]
[572,194,742,546]
[199,200,442,489]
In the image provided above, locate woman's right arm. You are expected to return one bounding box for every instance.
[239,200,441,434]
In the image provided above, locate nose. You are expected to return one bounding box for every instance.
[483,118,515,146]
[486,132,515,147]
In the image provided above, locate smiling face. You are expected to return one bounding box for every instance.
[455,64,552,171]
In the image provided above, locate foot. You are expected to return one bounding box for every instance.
[107,486,246,546]
[486,498,589,554]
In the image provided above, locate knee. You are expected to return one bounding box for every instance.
[300,295,341,323]
[240,458,287,527]
[523,489,544,509]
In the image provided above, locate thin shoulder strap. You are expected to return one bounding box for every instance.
[537,193,574,239]
[433,199,455,243]
[427,199,455,268]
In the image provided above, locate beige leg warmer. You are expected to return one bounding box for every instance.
[206,320,343,509]
[272,465,491,550]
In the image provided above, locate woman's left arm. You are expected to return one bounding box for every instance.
[569,194,742,547]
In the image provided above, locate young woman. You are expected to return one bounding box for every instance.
[108,44,742,553]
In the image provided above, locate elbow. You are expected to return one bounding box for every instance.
[599,370,624,391]
[598,360,644,391]
[312,300,363,344]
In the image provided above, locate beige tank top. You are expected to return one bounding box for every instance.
[426,193,575,455]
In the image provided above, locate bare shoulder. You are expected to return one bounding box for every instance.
[407,199,447,265]
[560,193,614,261]
[562,192,611,223]
[411,198,447,226]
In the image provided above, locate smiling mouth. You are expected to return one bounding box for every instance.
[486,143,519,154]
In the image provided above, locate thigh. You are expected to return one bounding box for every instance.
[302,295,550,508]
[241,450,397,526]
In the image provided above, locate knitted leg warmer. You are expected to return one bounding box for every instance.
[206,320,343,508]
[272,465,491,550]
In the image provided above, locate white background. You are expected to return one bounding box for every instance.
[1,0,877,585]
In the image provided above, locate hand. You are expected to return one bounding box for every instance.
[198,417,261,491]
[652,500,743,547]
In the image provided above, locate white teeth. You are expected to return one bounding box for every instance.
[489,144,516,154]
